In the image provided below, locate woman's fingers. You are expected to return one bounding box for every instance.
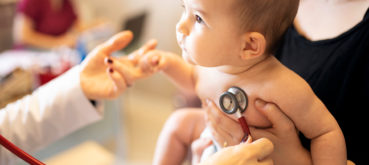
[254,99,296,134]
[251,99,310,165]
[98,31,134,55]
[105,57,142,86]
[247,138,274,161]
[128,39,158,64]
[139,39,158,54]
[205,99,244,145]
[105,67,127,98]
[200,137,274,165]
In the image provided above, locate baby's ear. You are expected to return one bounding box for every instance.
[240,32,266,60]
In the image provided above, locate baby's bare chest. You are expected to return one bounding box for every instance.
[195,70,272,127]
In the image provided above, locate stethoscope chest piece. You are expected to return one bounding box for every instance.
[219,86,248,115]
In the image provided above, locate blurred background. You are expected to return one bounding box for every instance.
[0,0,200,164]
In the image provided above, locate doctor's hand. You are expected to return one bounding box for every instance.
[198,137,274,165]
[204,99,312,165]
[80,31,134,100]
[106,40,158,86]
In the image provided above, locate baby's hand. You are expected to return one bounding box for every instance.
[137,50,169,75]
[105,39,158,86]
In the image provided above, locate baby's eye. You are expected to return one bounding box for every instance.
[195,15,204,24]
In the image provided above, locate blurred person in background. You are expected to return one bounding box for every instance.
[13,0,78,49]
[13,0,105,50]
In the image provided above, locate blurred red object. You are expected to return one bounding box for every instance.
[37,60,72,85]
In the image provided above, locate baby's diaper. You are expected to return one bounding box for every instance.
[199,127,222,163]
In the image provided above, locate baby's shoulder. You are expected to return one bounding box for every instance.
[263,66,315,102]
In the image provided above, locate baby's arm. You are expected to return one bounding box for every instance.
[136,50,197,94]
[270,79,346,165]
[153,109,205,165]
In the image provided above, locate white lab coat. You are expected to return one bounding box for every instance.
[0,66,103,165]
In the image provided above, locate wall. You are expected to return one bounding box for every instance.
[0,1,17,52]
[75,0,183,53]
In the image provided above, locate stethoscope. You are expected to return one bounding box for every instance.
[0,134,45,164]
[219,86,251,142]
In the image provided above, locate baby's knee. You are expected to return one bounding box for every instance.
[163,108,204,135]
[167,108,202,126]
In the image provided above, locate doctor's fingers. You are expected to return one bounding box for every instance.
[204,100,244,145]
[107,58,142,86]
[128,39,158,64]
[98,31,134,55]
[246,138,274,162]
[106,68,127,98]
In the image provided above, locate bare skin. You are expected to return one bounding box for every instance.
[110,0,348,164]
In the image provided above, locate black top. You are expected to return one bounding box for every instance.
[275,8,369,164]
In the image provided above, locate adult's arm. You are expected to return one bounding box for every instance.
[0,66,102,164]
[0,30,137,164]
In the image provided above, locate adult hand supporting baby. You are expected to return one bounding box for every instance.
[251,99,312,165]
[204,99,312,165]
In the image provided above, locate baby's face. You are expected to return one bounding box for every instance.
[176,0,244,67]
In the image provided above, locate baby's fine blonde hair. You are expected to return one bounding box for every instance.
[234,0,299,54]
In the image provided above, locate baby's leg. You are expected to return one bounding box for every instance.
[153,108,205,165]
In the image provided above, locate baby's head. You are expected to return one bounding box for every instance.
[176,0,299,68]
[234,0,299,54]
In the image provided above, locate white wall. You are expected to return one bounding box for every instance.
[74,0,183,53]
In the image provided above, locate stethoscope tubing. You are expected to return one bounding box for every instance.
[0,134,45,165]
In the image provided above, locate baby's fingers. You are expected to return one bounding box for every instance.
[139,51,162,73]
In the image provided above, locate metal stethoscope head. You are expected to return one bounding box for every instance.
[219,86,251,142]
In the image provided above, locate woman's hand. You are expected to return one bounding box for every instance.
[105,39,159,86]
[204,99,312,165]
[79,31,133,100]
[251,99,312,165]
[204,99,245,146]
[80,31,159,100]
[199,137,274,165]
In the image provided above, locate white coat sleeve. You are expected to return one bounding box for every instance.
[0,65,104,164]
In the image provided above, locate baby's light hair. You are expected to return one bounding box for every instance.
[233,0,299,54]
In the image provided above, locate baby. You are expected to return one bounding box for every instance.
[110,0,346,164]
